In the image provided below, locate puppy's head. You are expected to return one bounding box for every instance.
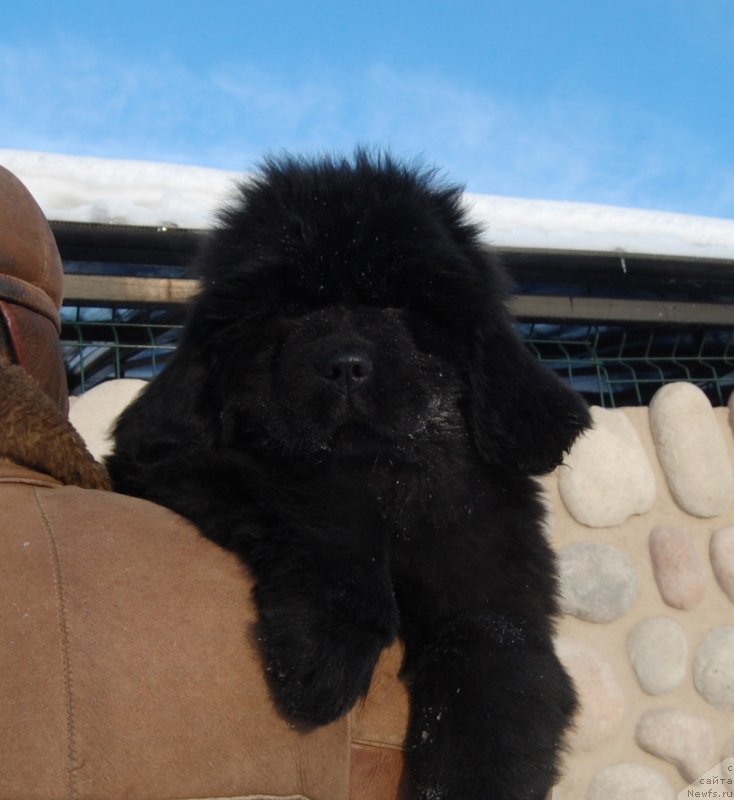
[174,151,589,472]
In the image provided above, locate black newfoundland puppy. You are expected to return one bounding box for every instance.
[108,151,589,799]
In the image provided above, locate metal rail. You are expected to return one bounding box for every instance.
[62,273,734,325]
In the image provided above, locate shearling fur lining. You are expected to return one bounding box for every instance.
[0,363,110,490]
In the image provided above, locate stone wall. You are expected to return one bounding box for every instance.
[547,384,734,799]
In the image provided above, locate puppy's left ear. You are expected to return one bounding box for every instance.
[469,313,591,475]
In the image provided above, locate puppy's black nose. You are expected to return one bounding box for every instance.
[319,349,373,391]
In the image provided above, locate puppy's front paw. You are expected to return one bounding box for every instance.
[256,584,397,726]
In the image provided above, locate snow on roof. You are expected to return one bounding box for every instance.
[0,148,241,230]
[2,148,734,261]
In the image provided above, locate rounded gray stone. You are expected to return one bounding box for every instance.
[693,626,734,711]
[627,616,687,695]
[558,541,639,623]
[586,762,673,800]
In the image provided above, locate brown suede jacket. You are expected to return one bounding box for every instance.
[0,363,408,800]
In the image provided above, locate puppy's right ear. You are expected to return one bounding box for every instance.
[468,310,591,476]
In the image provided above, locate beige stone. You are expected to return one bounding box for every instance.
[649,526,706,609]
[649,383,734,517]
[693,626,734,711]
[711,526,734,603]
[586,762,673,800]
[627,617,687,695]
[558,406,656,527]
[635,707,715,782]
[555,637,626,752]
[69,378,147,460]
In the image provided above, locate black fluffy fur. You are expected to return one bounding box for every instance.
[108,150,590,799]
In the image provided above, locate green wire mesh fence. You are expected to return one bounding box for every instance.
[61,306,183,394]
[523,322,734,407]
[60,305,734,408]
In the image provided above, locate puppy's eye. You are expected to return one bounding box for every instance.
[280,302,312,318]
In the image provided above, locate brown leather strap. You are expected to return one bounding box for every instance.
[0,273,61,332]
[0,300,68,415]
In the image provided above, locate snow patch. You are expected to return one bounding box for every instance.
[2,148,734,260]
[0,148,242,230]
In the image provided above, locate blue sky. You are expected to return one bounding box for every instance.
[2,0,733,217]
